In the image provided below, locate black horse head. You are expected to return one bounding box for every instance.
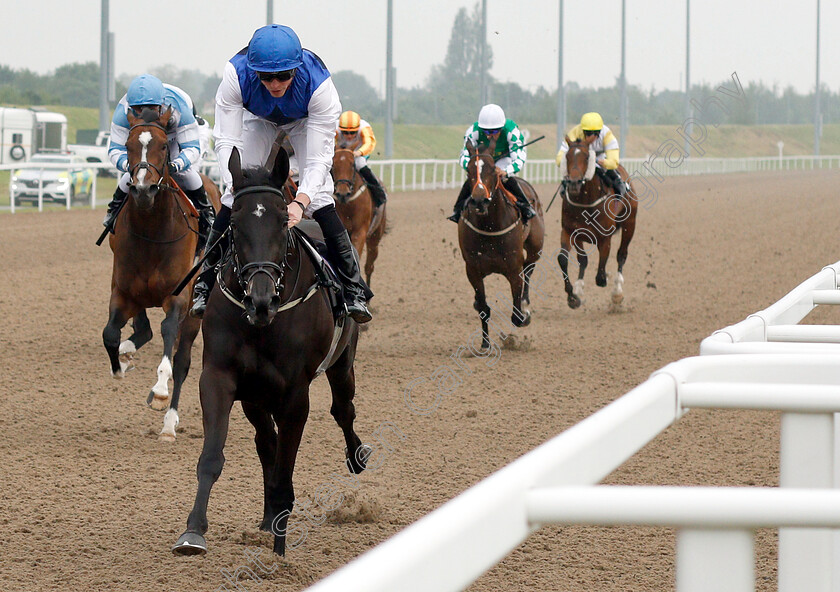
[228,147,291,327]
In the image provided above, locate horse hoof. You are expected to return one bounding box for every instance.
[512,311,531,328]
[568,297,582,309]
[611,292,624,305]
[596,275,607,288]
[345,444,373,474]
[158,431,176,443]
[147,390,170,411]
[172,532,207,556]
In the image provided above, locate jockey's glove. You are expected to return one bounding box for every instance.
[168,160,184,175]
[116,155,129,173]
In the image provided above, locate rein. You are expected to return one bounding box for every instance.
[463,153,520,236]
[332,149,364,203]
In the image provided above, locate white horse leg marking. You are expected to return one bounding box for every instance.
[611,271,625,304]
[149,355,172,410]
[159,408,179,442]
[573,278,585,299]
[115,340,137,377]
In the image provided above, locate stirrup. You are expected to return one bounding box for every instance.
[189,283,209,318]
[346,300,372,324]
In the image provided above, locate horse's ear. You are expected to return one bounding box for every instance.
[466,139,477,156]
[564,134,573,145]
[229,148,244,190]
[269,145,290,188]
[126,109,140,127]
[159,105,173,128]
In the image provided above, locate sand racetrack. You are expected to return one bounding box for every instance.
[2,169,839,591]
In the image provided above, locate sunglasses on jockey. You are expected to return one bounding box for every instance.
[482,128,502,136]
[257,69,296,82]
[583,129,601,137]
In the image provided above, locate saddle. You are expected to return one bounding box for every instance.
[292,221,373,320]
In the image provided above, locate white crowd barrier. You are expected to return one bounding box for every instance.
[305,260,840,592]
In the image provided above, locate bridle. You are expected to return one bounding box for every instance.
[563,142,609,208]
[332,149,363,202]
[127,120,172,193]
[227,186,288,300]
[468,152,501,202]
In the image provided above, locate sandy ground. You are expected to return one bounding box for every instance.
[1,168,839,592]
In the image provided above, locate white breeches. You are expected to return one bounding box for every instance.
[219,114,335,214]
[354,155,368,170]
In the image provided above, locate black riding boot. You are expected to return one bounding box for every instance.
[190,206,231,319]
[447,180,471,223]
[503,177,537,221]
[102,186,128,233]
[313,204,372,324]
[358,166,387,208]
[604,169,627,197]
[184,186,215,253]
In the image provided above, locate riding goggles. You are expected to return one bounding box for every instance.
[483,128,502,136]
[258,69,296,82]
[583,129,601,137]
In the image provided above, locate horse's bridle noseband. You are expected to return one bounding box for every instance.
[229,185,289,298]
[127,120,171,192]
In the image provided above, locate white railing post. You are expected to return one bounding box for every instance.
[779,412,835,592]
[676,528,754,592]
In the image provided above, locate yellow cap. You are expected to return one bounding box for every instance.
[580,112,604,131]
[339,111,361,132]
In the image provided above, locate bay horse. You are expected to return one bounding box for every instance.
[457,139,545,350]
[331,148,386,286]
[102,107,221,441]
[557,136,638,309]
[172,147,371,557]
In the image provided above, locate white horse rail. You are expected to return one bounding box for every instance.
[305,352,840,592]
[362,155,840,192]
[701,261,840,354]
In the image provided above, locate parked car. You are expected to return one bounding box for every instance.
[11,153,95,206]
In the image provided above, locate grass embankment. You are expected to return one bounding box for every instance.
[1,105,836,209]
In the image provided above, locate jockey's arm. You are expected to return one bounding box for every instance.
[355,126,375,157]
[213,62,246,199]
[458,126,476,171]
[170,103,201,172]
[599,129,620,170]
[504,125,526,175]
[296,77,342,209]
[107,101,131,173]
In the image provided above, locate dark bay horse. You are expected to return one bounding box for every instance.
[457,139,545,350]
[331,148,386,286]
[173,147,370,557]
[103,107,221,441]
[557,136,638,309]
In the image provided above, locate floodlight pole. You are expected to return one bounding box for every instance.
[267,0,273,24]
[99,0,110,132]
[619,0,627,156]
[385,0,394,158]
[814,0,821,156]
[556,0,565,150]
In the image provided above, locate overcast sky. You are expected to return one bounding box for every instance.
[3,0,837,97]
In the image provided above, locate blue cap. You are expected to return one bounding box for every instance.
[126,74,165,107]
[247,25,303,72]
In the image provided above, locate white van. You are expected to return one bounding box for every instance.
[0,107,68,164]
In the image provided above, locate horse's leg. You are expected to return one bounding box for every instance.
[157,314,201,441]
[241,401,277,530]
[103,293,139,378]
[574,244,588,304]
[148,301,183,412]
[267,389,310,556]
[506,269,530,328]
[363,234,380,287]
[613,205,637,305]
[595,236,612,288]
[114,310,153,372]
[465,265,492,349]
[173,369,236,555]
[522,233,544,309]
[326,338,371,475]
[557,230,581,309]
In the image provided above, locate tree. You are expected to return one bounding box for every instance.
[331,71,383,120]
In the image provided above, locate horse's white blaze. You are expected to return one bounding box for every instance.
[573,278,585,298]
[137,131,152,185]
[151,356,172,400]
[253,203,266,217]
[475,160,487,195]
[584,148,597,181]
[160,408,179,441]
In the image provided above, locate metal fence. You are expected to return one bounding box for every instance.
[368,155,840,192]
[304,260,840,592]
